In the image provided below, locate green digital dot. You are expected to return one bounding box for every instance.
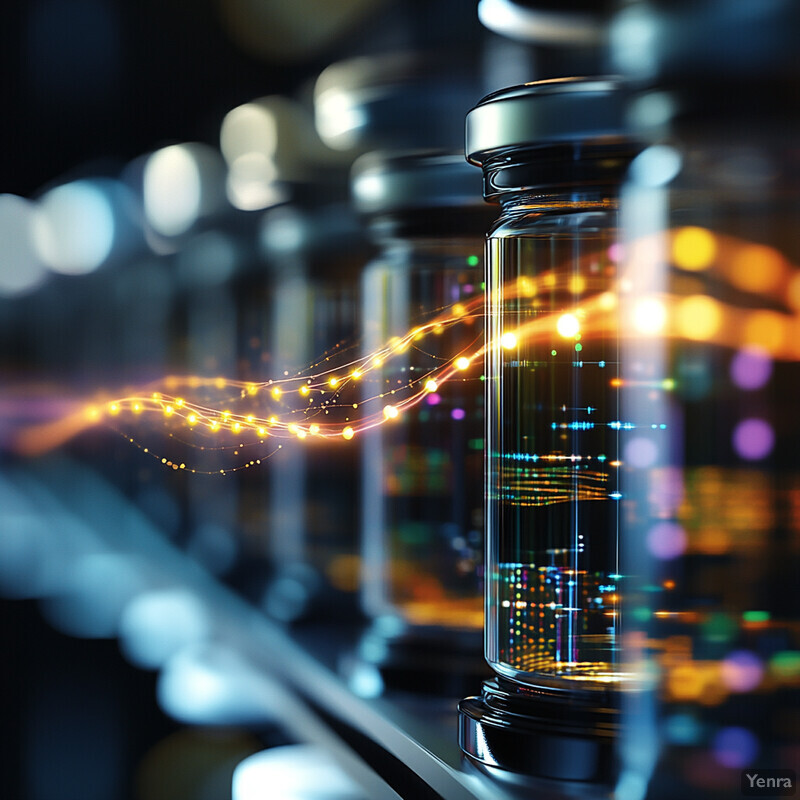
[467,254,479,267]
[703,612,737,642]
[551,349,557,356]
[743,610,770,623]
[575,343,583,352]
[480,281,486,290]
[771,651,800,678]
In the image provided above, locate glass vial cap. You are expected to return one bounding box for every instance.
[465,76,628,168]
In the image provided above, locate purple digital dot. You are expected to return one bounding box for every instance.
[607,243,624,263]
[730,347,772,390]
[625,436,659,468]
[733,418,774,461]
[647,521,687,560]
[712,726,758,769]
[722,650,764,693]
[426,393,441,406]
[464,284,474,294]
[451,408,466,421]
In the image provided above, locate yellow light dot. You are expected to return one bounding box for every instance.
[109,403,120,415]
[288,424,297,434]
[86,406,100,420]
[425,380,438,392]
[383,405,399,419]
[232,422,242,433]
[730,243,786,293]
[518,277,536,297]
[598,291,617,310]
[272,387,281,399]
[676,294,722,341]
[210,420,220,431]
[373,356,382,366]
[672,226,717,271]
[501,332,517,349]
[214,377,226,389]
[351,370,362,380]
[165,405,174,416]
[187,414,198,426]
[257,427,267,436]
[296,429,307,439]
[342,426,355,440]
[568,275,587,295]
[222,410,230,418]
[310,424,320,435]
[329,377,339,388]
[176,398,184,407]
[455,356,470,370]
[133,403,142,414]
[247,384,257,395]
[556,313,580,338]
[632,298,667,335]
[246,415,254,423]
[269,416,277,425]
[300,385,310,396]
[453,303,466,317]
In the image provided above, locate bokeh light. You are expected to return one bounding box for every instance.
[732,418,774,461]
[672,226,717,271]
[721,650,764,693]
[33,180,115,274]
[647,521,687,560]
[675,294,721,341]
[712,727,759,769]
[730,347,772,390]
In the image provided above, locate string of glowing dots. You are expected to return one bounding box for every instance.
[16,226,800,468]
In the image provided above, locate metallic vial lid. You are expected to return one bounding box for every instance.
[351,151,487,216]
[465,77,628,168]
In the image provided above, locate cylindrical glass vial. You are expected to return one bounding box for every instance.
[352,152,496,694]
[610,2,800,797]
[260,199,371,623]
[459,78,638,783]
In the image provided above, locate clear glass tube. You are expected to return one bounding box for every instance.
[361,238,484,631]
[618,135,800,795]
[485,191,632,688]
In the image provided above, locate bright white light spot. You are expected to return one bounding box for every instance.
[315,88,367,149]
[232,745,367,800]
[556,313,580,338]
[383,405,399,419]
[220,102,278,165]
[33,181,115,274]
[501,332,517,349]
[0,195,48,296]
[144,145,202,237]
[633,297,667,334]
[352,172,384,206]
[455,356,470,370]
